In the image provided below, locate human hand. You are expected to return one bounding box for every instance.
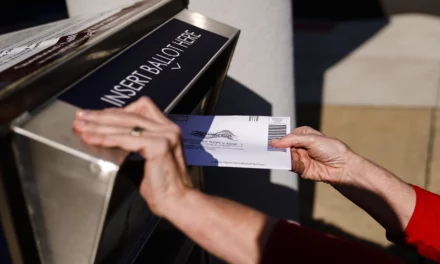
[271,126,361,185]
[73,97,193,217]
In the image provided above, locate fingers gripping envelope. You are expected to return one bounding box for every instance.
[169,115,292,170]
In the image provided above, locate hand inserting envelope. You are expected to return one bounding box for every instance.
[169,115,292,170]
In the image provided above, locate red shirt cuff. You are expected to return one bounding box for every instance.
[387,185,440,262]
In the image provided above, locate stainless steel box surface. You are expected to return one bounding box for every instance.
[0,2,239,263]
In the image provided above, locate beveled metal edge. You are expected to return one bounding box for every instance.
[0,0,188,133]
[0,2,189,264]
[12,126,121,169]
[0,0,174,99]
[11,9,240,168]
[164,10,240,113]
[175,10,239,39]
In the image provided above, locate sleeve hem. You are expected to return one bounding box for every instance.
[386,184,419,245]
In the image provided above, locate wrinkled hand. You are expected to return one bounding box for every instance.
[272,126,359,185]
[73,97,192,217]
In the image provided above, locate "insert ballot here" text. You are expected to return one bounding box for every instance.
[101,29,202,107]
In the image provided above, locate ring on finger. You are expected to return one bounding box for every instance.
[131,126,144,137]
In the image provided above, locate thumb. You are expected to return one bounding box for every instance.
[272,133,321,149]
[291,149,306,174]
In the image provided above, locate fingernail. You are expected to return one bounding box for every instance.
[271,139,280,144]
[81,133,92,141]
[76,110,88,118]
[73,120,86,127]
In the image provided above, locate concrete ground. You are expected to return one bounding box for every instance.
[295,10,440,263]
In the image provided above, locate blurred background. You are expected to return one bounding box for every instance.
[2,0,440,263]
[296,1,440,263]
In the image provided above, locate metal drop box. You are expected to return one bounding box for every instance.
[0,1,239,263]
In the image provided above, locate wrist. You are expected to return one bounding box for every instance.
[339,152,371,187]
[338,152,393,192]
[159,187,197,218]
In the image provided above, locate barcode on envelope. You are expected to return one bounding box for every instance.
[267,124,287,152]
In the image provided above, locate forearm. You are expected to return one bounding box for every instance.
[161,189,275,264]
[334,155,416,234]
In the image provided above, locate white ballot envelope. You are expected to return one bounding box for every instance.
[169,115,292,170]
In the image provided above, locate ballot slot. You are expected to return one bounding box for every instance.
[1,7,239,264]
[1,2,190,263]
[96,25,239,264]
[57,18,230,111]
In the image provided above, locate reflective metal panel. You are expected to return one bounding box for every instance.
[12,133,120,264]
[6,8,239,264]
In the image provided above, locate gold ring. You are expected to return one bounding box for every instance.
[131,127,144,137]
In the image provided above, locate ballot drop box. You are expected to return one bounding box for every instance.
[0,1,239,263]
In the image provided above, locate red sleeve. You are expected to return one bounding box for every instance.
[387,185,440,262]
[262,220,404,264]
